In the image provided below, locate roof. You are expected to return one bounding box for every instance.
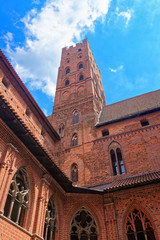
[0,49,60,141]
[96,90,160,126]
[88,170,160,192]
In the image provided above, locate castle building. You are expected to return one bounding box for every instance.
[0,39,160,240]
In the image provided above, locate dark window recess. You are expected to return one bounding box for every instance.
[65,80,69,86]
[110,148,125,176]
[140,120,149,127]
[79,63,83,70]
[71,163,78,182]
[79,75,84,81]
[78,48,82,52]
[102,130,109,137]
[2,77,10,88]
[25,107,31,117]
[71,134,78,147]
[66,68,70,74]
[73,111,79,124]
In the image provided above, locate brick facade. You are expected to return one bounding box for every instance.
[0,40,160,240]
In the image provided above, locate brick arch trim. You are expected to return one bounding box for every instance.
[63,200,106,239]
[122,202,158,240]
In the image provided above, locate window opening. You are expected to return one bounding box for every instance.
[4,168,30,226]
[79,75,84,81]
[71,163,78,182]
[102,130,109,137]
[126,208,156,240]
[58,124,64,138]
[65,80,69,86]
[73,111,79,124]
[141,120,149,127]
[78,48,82,52]
[71,134,78,147]
[2,77,10,88]
[110,147,125,176]
[66,68,70,74]
[70,208,97,240]
[43,196,57,240]
[79,64,83,70]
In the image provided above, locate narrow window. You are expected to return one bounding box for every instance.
[109,143,125,176]
[73,111,79,124]
[70,208,97,240]
[71,163,78,182]
[79,75,84,81]
[140,120,149,127]
[66,68,70,74]
[58,124,64,138]
[79,63,83,70]
[25,107,31,117]
[102,130,109,137]
[65,80,69,86]
[116,148,125,174]
[4,168,30,226]
[71,134,78,147]
[126,209,156,240]
[78,48,82,52]
[110,150,118,176]
[43,196,57,240]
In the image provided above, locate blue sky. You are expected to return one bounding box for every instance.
[0,0,160,115]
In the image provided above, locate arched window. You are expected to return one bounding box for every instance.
[73,111,79,124]
[58,124,64,138]
[71,163,78,182]
[4,168,30,226]
[79,63,83,70]
[43,196,57,240]
[65,80,69,86]
[126,208,156,240]
[66,68,70,74]
[109,142,125,176]
[79,75,84,81]
[70,208,97,240]
[71,134,78,147]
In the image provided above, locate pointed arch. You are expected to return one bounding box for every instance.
[124,205,157,240]
[4,167,30,226]
[43,195,57,240]
[108,141,125,176]
[71,163,78,183]
[72,110,79,124]
[71,134,78,147]
[70,207,98,240]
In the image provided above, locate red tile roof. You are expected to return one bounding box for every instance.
[96,90,160,126]
[88,170,160,192]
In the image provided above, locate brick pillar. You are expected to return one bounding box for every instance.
[0,144,18,213]
[104,199,119,240]
[33,174,51,239]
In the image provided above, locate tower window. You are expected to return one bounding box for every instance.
[109,143,125,176]
[59,124,64,137]
[71,163,78,182]
[140,120,149,127]
[79,63,83,70]
[79,75,84,81]
[102,130,109,137]
[71,134,78,147]
[66,68,70,74]
[78,48,82,52]
[73,111,79,124]
[65,80,69,86]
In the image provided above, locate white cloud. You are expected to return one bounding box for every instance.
[6,0,111,98]
[116,7,132,26]
[109,65,123,73]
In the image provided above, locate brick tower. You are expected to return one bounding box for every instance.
[51,39,106,185]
